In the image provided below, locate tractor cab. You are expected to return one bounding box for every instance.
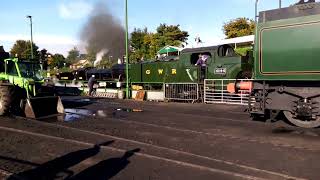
[18,61,43,81]
[4,59,43,82]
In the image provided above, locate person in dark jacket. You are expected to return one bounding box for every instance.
[88,75,96,96]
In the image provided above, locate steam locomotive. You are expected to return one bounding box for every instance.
[228,0,320,128]
[56,64,125,82]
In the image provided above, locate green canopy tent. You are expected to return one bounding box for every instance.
[157,46,183,56]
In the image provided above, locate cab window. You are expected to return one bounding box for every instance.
[190,52,212,65]
[218,45,236,57]
[6,61,18,76]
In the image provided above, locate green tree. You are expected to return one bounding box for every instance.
[96,54,114,69]
[129,28,150,62]
[129,24,189,62]
[85,47,97,67]
[66,47,80,64]
[130,28,148,50]
[10,40,39,60]
[49,54,66,69]
[223,18,255,39]
[39,49,51,70]
[155,24,189,47]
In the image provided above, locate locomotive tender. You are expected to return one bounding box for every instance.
[230,0,320,128]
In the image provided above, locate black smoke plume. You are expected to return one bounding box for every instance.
[81,2,125,63]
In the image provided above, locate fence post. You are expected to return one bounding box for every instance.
[241,89,243,104]
[196,83,199,101]
[204,80,206,103]
[221,80,224,103]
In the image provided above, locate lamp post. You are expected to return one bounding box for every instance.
[255,0,259,23]
[26,15,34,59]
[279,0,282,8]
[125,0,129,99]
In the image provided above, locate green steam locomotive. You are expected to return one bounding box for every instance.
[129,45,253,87]
[230,0,320,128]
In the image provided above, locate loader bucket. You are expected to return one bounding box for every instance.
[24,96,65,119]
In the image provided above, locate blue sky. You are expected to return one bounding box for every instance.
[0,0,296,55]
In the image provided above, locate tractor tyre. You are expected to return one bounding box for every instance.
[10,87,27,116]
[0,86,13,115]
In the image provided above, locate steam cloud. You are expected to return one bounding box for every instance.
[81,2,125,63]
[94,49,109,67]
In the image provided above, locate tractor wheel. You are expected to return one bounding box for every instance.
[10,87,27,116]
[283,111,320,128]
[0,86,13,115]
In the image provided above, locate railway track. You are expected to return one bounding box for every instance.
[0,116,310,180]
[59,108,320,151]
[0,97,318,179]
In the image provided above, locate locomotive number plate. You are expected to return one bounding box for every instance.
[214,68,227,75]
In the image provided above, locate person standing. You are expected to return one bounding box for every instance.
[195,54,208,80]
[88,75,96,96]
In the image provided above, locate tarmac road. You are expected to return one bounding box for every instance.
[0,97,319,179]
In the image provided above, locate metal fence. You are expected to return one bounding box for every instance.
[164,83,199,102]
[204,79,252,105]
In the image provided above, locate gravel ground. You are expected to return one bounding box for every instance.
[0,97,319,179]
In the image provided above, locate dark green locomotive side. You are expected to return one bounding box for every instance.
[129,45,253,85]
[249,1,320,128]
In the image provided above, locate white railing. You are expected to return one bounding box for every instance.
[164,83,199,102]
[204,79,252,105]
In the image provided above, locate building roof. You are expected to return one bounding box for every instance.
[216,35,254,46]
[71,59,89,66]
[181,46,218,53]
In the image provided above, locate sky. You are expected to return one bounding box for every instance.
[0,0,297,56]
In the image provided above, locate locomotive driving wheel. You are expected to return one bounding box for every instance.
[283,111,320,128]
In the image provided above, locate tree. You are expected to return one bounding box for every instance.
[39,49,51,70]
[49,54,66,69]
[10,40,39,60]
[155,24,189,47]
[96,54,114,69]
[130,28,148,51]
[85,47,97,67]
[223,18,255,39]
[66,47,80,64]
[129,28,150,62]
[129,24,189,62]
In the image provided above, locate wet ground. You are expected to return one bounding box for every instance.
[0,96,319,179]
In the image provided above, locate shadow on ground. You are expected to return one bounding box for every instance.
[67,148,140,180]
[8,140,140,180]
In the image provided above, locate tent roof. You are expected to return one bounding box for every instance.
[157,45,183,54]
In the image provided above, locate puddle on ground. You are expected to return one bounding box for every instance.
[40,107,143,122]
[114,108,143,112]
[63,113,83,122]
[75,98,91,102]
[62,98,92,103]
[65,108,108,117]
